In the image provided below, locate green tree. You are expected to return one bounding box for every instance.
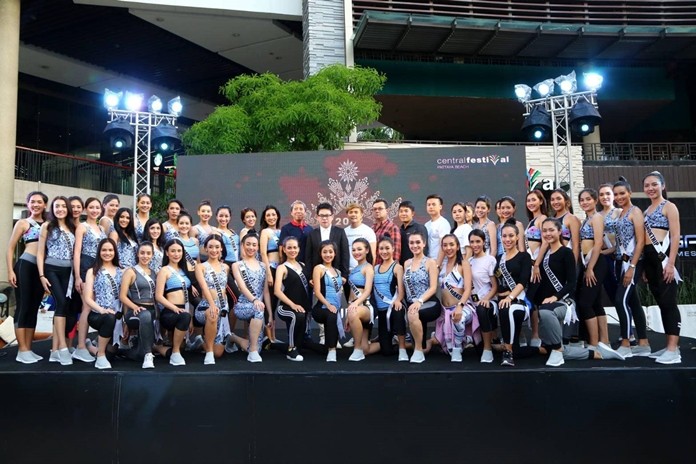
[181,64,386,154]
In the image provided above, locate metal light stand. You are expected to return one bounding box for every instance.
[523,90,598,200]
[106,109,178,209]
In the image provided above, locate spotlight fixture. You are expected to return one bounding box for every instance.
[555,71,577,95]
[521,106,552,141]
[514,84,532,103]
[583,72,603,91]
[569,100,602,136]
[168,96,183,117]
[151,123,181,153]
[103,119,134,153]
[103,89,122,110]
[153,152,163,167]
[124,91,144,111]
[533,79,554,98]
[148,95,163,113]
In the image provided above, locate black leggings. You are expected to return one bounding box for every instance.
[44,263,73,318]
[475,303,498,333]
[88,311,116,339]
[160,306,192,332]
[644,246,681,336]
[312,305,338,349]
[576,254,608,321]
[376,306,406,355]
[413,301,441,349]
[14,258,43,329]
[277,305,306,348]
[499,302,527,345]
[614,260,646,340]
[267,266,278,322]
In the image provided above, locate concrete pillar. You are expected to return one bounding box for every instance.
[303,0,347,77]
[582,127,602,161]
[0,0,20,281]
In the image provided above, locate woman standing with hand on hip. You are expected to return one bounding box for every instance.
[7,191,47,363]
[642,171,682,364]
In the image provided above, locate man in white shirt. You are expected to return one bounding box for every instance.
[424,194,450,260]
[344,203,377,269]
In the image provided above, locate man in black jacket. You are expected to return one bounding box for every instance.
[305,202,349,278]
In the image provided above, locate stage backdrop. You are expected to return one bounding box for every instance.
[177,147,526,228]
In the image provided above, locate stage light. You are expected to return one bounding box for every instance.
[555,71,577,95]
[152,123,181,153]
[148,95,163,113]
[533,79,554,98]
[153,152,163,167]
[583,72,603,91]
[103,119,134,153]
[168,96,182,116]
[124,92,144,111]
[103,89,122,110]
[514,84,532,103]
[569,100,602,136]
[521,105,552,141]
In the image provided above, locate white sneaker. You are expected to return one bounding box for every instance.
[30,351,44,361]
[410,350,425,364]
[58,348,73,366]
[326,350,337,362]
[519,335,527,347]
[631,345,652,357]
[597,342,625,361]
[616,346,633,359]
[546,350,565,367]
[336,341,342,349]
[398,349,409,362]
[655,349,681,365]
[169,352,186,366]
[648,347,667,359]
[343,337,355,348]
[451,348,462,363]
[16,351,38,364]
[72,348,96,363]
[186,335,204,352]
[142,353,155,369]
[49,350,61,363]
[480,350,494,363]
[224,335,238,354]
[95,356,112,369]
[247,351,262,363]
[349,349,365,361]
[204,351,216,365]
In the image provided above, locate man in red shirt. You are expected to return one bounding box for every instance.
[372,198,401,264]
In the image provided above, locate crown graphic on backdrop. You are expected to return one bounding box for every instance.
[309,160,402,226]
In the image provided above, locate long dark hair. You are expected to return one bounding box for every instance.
[143,218,165,248]
[47,196,76,236]
[204,234,227,261]
[468,228,487,252]
[114,207,137,244]
[260,205,281,230]
[92,238,120,274]
[441,233,463,266]
[525,190,548,221]
[352,237,374,264]
[162,238,184,267]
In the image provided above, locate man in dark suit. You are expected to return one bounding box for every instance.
[305,202,349,278]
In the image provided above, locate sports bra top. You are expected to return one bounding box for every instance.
[349,262,367,288]
[644,200,669,230]
[46,227,75,261]
[579,216,594,241]
[22,219,43,244]
[525,220,542,243]
[180,237,199,260]
[557,213,572,241]
[266,229,280,252]
[128,266,156,304]
[164,267,191,295]
[220,231,240,263]
[373,262,397,310]
[404,258,430,301]
[80,223,107,258]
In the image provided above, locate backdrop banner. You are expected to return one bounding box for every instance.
[177,146,526,227]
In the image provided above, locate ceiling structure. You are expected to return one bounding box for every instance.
[15,1,696,145]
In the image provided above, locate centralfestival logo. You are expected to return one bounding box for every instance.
[436,154,510,170]
[310,159,402,226]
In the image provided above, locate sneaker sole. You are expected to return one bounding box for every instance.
[655,357,682,365]
[286,356,304,361]
[632,351,652,358]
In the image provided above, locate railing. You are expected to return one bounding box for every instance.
[14,146,173,196]
[353,1,696,26]
[582,143,696,163]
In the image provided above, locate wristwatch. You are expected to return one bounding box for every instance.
[629,263,636,269]
[457,301,465,307]
[417,298,424,304]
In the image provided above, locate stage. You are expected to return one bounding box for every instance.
[1,330,695,464]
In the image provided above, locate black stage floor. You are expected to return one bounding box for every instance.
[2,328,695,464]
[1,327,695,374]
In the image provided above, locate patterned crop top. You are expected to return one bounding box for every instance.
[22,219,43,244]
[644,200,669,231]
[557,213,572,241]
[615,206,637,255]
[81,223,107,258]
[93,267,123,310]
[404,258,430,302]
[198,262,228,311]
[266,229,280,252]
[525,220,542,243]
[46,227,75,261]
[579,216,594,241]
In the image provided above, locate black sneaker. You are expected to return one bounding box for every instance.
[501,350,515,367]
[286,348,304,362]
